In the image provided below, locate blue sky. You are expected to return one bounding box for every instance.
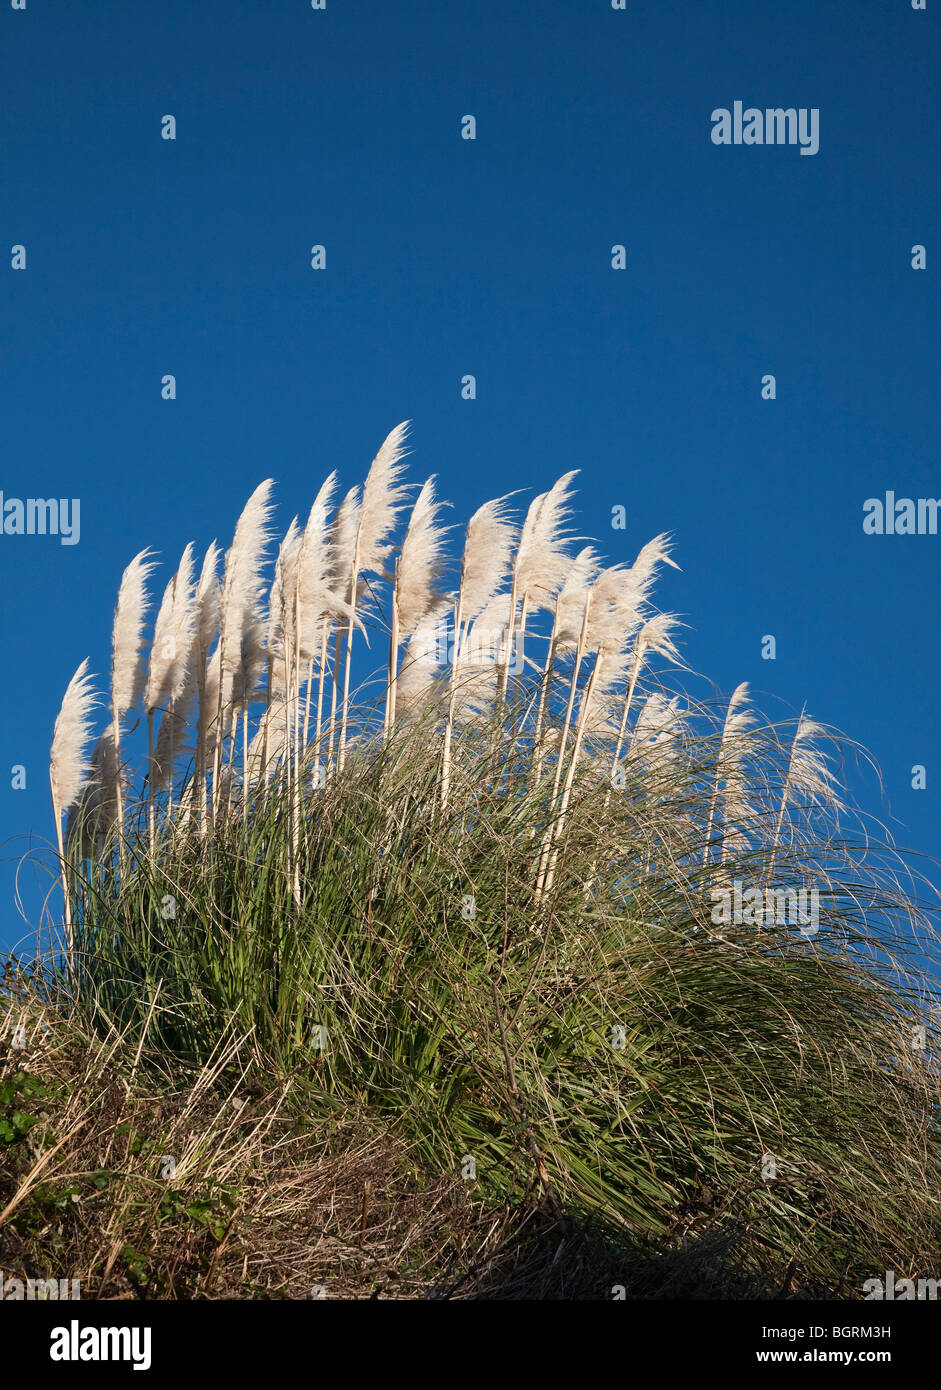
[0,0,938,954]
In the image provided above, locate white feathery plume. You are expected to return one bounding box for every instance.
[232,620,268,710]
[440,493,518,806]
[537,574,606,897]
[553,546,602,652]
[394,605,450,715]
[452,593,509,718]
[246,698,291,785]
[630,693,687,765]
[396,477,452,639]
[67,722,122,858]
[766,710,842,882]
[50,658,98,963]
[111,549,157,722]
[704,681,755,865]
[544,564,630,786]
[635,611,687,668]
[143,544,196,836]
[154,672,196,792]
[267,519,302,697]
[265,519,304,817]
[354,420,413,580]
[219,479,277,685]
[717,683,756,856]
[495,471,578,708]
[297,473,346,657]
[192,542,221,826]
[582,644,637,728]
[214,479,276,809]
[50,659,99,815]
[294,475,363,759]
[541,547,669,893]
[386,476,451,732]
[782,712,843,813]
[607,612,687,781]
[144,571,178,843]
[144,544,197,726]
[202,647,225,754]
[530,546,601,765]
[330,486,361,599]
[585,537,678,659]
[337,424,412,768]
[109,547,157,839]
[326,485,361,767]
[536,568,621,898]
[194,542,222,668]
[581,564,632,656]
[457,494,519,626]
[720,681,755,747]
[621,532,680,609]
[297,479,364,649]
[468,592,512,663]
[168,542,197,702]
[512,470,579,616]
[144,575,177,715]
[299,472,337,584]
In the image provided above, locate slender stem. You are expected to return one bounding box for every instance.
[385,559,400,736]
[167,701,175,823]
[146,709,155,852]
[302,655,315,748]
[603,646,644,816]
[327,627,342,772]
[195,656,207,836]
[50,778,74,977]
[338,615,355,773]
[293,581,302,786]
[535,590,593,895]
[764,779,791,884]
[112,711,124,838]
[112,709,127,873]
[702,714,729,872]
[440,590,464,811]
[495,574,519,711]
[262,655,272,783]
[337,543,361,774]
[211,633,226,824]
[314,620,328,777]
[541,655,602,899]
[531,597,562,784]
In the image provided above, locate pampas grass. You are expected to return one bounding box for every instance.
[441,491,519,806]
[213,479,276,816]
[388,476,451,730]
[337,421,412,770]
[34,425,941,1297]
[192,541,221,826]
[49,658,98,960]
[109,549,156,837]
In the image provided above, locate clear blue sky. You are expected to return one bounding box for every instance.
[1,0,938,953]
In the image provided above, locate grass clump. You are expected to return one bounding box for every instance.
[10,424,940,1298]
